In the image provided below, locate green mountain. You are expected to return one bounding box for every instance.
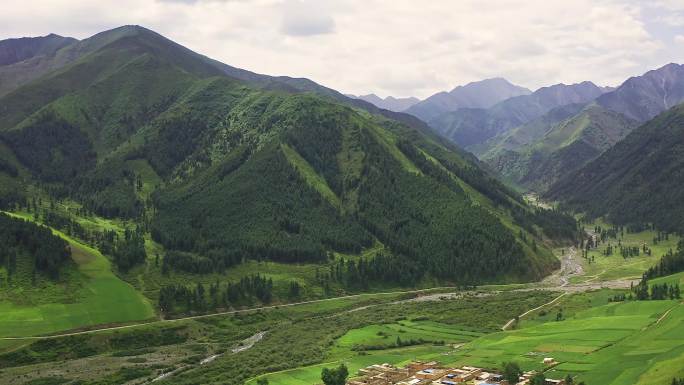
[0,25,567,289]
[483,104,638,191]
[547,103,684,231]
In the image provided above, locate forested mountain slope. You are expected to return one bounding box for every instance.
[0,25,572,288]
[547,103,684,231]
[0,212,71,280]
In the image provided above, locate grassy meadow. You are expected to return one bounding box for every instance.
[0,212,154,337]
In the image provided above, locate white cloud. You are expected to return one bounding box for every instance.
[0,0,680,98]
[279,0,335,36]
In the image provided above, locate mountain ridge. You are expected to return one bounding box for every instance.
[405,77,531,122]
[350,93,420,112]
[428,81,606,148]
[596,62,684,122]
[474,63,684,192]
[485,104,638,191]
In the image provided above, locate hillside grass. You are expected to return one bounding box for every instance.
[0,212,154,337]
[334,320,484,349]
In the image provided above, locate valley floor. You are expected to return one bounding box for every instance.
[0,215,681,385]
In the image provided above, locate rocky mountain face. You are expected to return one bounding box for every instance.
[596,63,684,122]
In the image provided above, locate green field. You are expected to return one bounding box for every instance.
[450,299,684,384]
[0,289,555,385]
[335,320,484,349]
[0,213,154,337]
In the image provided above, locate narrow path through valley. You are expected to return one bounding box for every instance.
[501,292,567,330]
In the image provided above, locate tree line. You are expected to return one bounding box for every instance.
[643,242,684,280]
[317,253,423,289]
[158,274,276,316]
[20,202,147,272]
[611,279,682,302]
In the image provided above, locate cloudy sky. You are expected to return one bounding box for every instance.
[2,0,683,98]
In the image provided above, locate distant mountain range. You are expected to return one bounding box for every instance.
[428,81,606,149]
[0,33,76,66]
[405,78,531,122]
[302,63,684,196]
[461,63,684,191]
[485,105,638,191]
[348,94,420,112]
[0,33,78,95]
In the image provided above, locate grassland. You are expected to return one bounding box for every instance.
[0,212,154,338]
[254,289,684,385]
[453,299,684,385]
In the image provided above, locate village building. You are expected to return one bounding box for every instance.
[345,361,565,385]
